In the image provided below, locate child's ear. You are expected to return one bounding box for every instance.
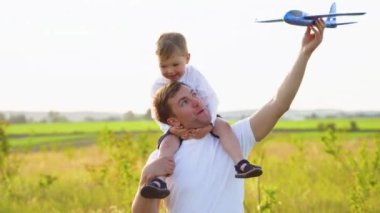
[167,117,181,127]
[186,53,191,63]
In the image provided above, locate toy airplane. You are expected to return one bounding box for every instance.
[255,2,366,28]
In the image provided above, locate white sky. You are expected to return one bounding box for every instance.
[0,0,378,113]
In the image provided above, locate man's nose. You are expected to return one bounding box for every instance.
[191,97,200,107]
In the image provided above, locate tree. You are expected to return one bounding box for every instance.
[8,114,27,124]
[144,108,152,120]
[124,111,135,120]
[48,111,68,123]
[349,121,359,131]
[0,113,6,122]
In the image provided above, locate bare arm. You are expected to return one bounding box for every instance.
[250,19,325,141]
[131,156,175,213]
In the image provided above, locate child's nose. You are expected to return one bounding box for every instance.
[167,68,175,74]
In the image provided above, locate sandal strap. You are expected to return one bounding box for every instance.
[150,178,167,189]
[234,159,250,173]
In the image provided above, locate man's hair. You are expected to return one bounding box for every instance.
[156,32,188,61]
[153,81,188,124]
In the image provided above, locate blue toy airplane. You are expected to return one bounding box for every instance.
[255,2,366,28]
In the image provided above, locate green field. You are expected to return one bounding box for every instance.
[7,118,380,134]
[7,120,159,135]
[273,117,380,130]
[1,120,379,212]
[5,118,380,150]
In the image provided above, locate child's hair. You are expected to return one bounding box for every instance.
[156,32,188,61]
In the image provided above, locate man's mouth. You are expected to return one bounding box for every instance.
[196,109,205,115]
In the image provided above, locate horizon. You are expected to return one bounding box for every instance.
[2,108,380,114]
[1,0,378,114]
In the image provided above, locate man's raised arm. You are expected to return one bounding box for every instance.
[250,19,325,142]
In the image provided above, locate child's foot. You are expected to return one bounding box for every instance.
[140,178,170,199]
[234,159,262,178]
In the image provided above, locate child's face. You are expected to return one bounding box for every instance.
[159,54,190,81]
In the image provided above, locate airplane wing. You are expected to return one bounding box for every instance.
[255,18,284,23]
[304,12,366,19]
[334,21,358,26]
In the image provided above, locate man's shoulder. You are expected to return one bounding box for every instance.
[231,117,255,140]
[231,117,250,130]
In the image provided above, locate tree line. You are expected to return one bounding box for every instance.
[0,109,152,124]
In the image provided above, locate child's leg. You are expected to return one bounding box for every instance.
[213,118,244,164]
[140,134,180,199]
[158,134,181,162]
[213,118,262,178]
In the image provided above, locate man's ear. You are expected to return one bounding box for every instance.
[167,117,181,127]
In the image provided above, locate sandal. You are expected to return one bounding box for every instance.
[140,178,170,199]
[234,159,263,178]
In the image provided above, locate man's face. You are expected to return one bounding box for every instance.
[167,85,211,129]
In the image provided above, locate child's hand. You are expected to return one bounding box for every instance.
[170,126,190,140]
[189,124,213,139]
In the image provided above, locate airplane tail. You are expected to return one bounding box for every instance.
[326,3,337,27]
[326,2,358,28]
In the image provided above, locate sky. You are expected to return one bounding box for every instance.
[0,0,378,114]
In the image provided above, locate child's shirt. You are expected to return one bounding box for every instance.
[151,65,218,132]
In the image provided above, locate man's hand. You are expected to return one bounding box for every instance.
[301,18,325,56]
[141,156,175,184]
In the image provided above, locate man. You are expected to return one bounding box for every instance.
[132,19,325,213]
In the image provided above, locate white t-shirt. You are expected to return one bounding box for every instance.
[147,118,257,213]
[151,65,218,132]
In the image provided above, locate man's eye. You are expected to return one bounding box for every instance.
[180,100,188,106]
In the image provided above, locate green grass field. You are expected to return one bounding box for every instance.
[1,124,379,212]
[7,118,380,134]
[6,118,380,150]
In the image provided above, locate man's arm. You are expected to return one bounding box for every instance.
[250,19,325,142]
[131,156,175,213]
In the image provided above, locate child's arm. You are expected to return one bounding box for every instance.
[188,124,213,139]
[170,124,213,140]
[169,126,191,140]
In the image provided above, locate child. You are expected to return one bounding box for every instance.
[140,32,262,199]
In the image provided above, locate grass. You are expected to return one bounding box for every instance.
[9,133,97,149]
[1,130,379,212]
[273,117,380,130]
[7,120,159,135]
[7,118,380,135]
[5,118,379,151]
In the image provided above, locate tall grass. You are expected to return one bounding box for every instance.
[0,128,379,212]
[245,129,380,212]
